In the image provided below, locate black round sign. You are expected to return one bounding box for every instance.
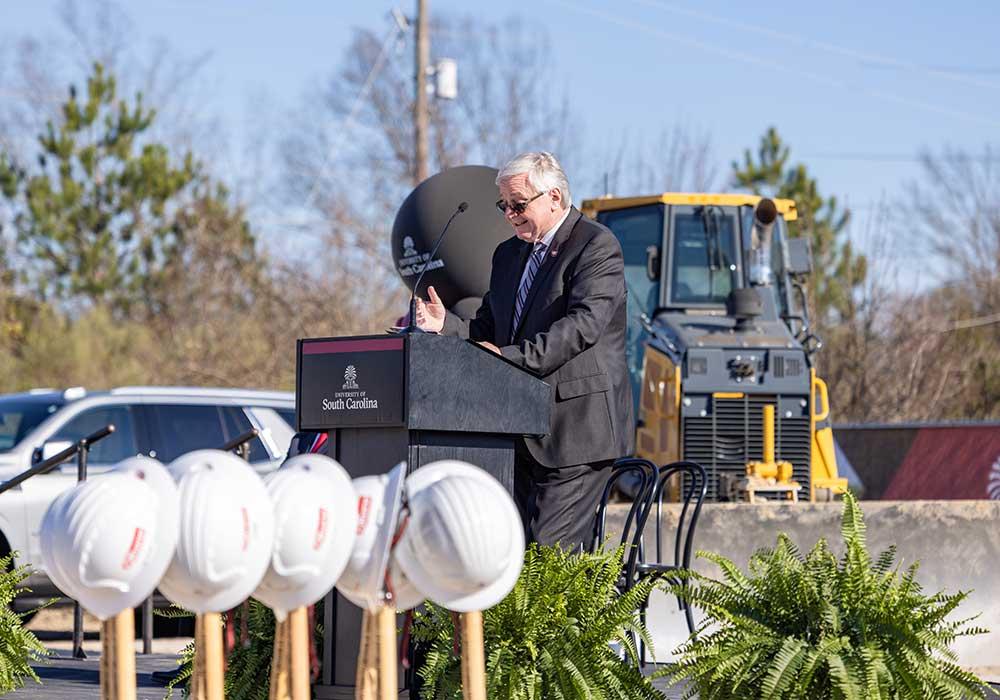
[391,165,513,308]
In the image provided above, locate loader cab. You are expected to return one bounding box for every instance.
[583,194,804,411]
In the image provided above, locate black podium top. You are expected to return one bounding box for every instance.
[296,333,551,436]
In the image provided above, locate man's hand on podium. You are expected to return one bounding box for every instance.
[415,285,446,333]
[477,341,501,355]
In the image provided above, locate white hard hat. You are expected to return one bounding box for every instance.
[253,454,357,618]
[44,470,161,620]
[394,460,524,612]
[335,463,420,610]
[40,487,85,602]
[106,457,180,607]
[159,450,275,613]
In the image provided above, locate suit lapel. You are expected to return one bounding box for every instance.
[510,208,582,341]
[498,241,532,344]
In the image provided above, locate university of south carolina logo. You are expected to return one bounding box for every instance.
[323,364,377,411]
[397,234,445,278]
[343,365,359,390]
[988,454,1000,501]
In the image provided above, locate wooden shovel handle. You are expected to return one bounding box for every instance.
[100,617,114,700]
[192,612,225,700]
[377,605,397,700]
[288,607,310,700]
[100,611,138,700]
[269,615,290,700]
[460,611,486,700]
[113,610,137,700]
[356,609,377,700]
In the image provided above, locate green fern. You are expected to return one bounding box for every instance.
[663,492,996,699]
[412,543,664,700]
[0,553,47,692]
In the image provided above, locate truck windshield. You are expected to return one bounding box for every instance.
[671,208,738,304]
[0,399,64,452]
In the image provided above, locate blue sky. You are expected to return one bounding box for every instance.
[4,0,999,281]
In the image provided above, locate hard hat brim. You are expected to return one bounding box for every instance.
[396,460,524,612]
[252,455,357,614]
[159,450,275,613]
[335,462,406,610]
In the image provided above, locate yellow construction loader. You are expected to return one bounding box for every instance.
[580,193,846,502]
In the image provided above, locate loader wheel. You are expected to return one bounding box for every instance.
[814,487,834,502]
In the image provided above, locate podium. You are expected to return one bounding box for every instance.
[296,333,551,698]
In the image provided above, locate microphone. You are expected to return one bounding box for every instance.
[401,201,468,333]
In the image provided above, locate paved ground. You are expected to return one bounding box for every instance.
[7,651,182,700]
[6,655,689,700]
[7,649,997,699]
[15,608,994,698]
[7,649,689,699]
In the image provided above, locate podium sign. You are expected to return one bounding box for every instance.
[296,336,406,430]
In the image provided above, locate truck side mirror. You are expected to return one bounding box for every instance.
[40,440,73,463]
[787,237,813,276]
[645,245,661,281]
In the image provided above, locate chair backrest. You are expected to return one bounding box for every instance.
[626,461,708,576]
[590,457,659,553]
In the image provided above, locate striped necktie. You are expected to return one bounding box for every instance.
[511,242,548,341]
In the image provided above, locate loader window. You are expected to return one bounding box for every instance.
[596,203,665,418]
[670,209,738,305]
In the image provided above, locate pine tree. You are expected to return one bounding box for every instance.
[0,62,257,322]
[732,127,867,327]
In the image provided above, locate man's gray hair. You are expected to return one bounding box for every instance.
[496,151,572,209]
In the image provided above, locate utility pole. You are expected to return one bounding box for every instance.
[414,0,429,185]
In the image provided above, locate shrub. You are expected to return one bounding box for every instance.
[413,543,664,700]
[0,553,47,692]
[664,492,996,699]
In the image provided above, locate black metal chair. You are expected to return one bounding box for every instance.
[627,461,708,665]
[589,457,659,664]
[591,457,659,557]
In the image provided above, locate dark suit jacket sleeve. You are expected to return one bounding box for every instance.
[441,244,502,341]
[499,231,624,376]
[441,292,495,342]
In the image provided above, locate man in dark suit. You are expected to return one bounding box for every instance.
[414,151,634,550]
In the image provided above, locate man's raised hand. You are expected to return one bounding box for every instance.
[415,285,446,333]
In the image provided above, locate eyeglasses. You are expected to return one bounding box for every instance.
[495,190,546,216]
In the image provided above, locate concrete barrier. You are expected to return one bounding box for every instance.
[606,500,1000,674]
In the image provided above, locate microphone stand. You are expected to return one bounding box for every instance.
[400,201,467,334]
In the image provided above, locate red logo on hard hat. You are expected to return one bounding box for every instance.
[313,508,328,550]
[121,527,146,570]
[357,496,372,535]
[241,507,251,551]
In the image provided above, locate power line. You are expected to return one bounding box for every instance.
[629,0,1000,93]
[801,153,1000,163]
[937,312,1000,333]
[862,62,1000,75]
[546,0,1000,129]
[298,18,404,217]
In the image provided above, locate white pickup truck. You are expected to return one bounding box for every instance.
[0,386,296,613]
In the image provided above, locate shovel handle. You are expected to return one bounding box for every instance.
[289,607,310,700]
[192,613,225,700]
[100,617,114,700]
[269,615,290,700]
[460,611,486,700]
[356,610,377,700]
[377,605,397,700]
[113,610,137,700]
